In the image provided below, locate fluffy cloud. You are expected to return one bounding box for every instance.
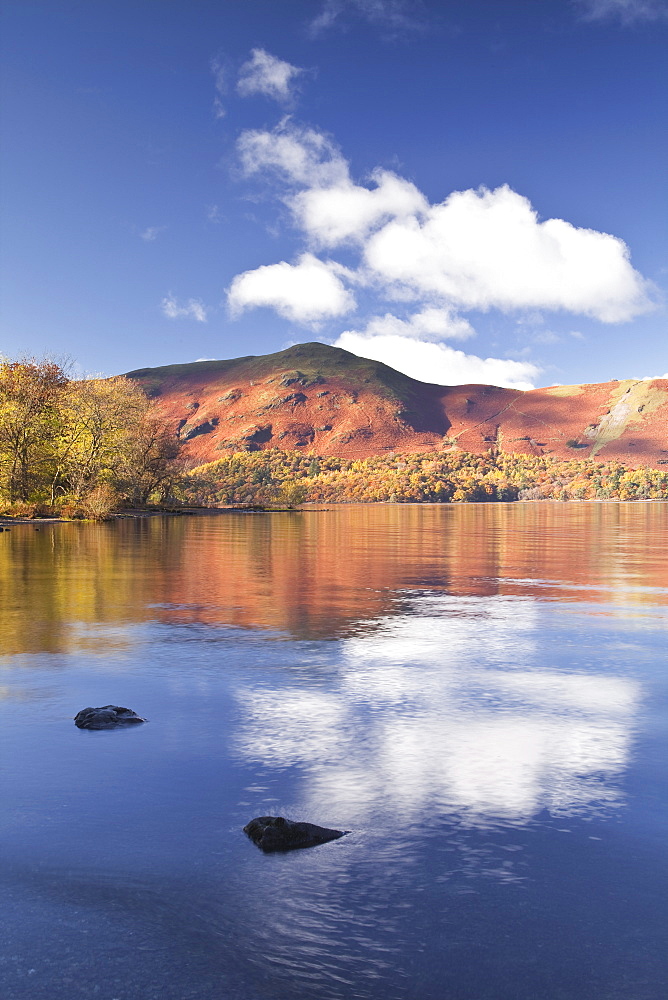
[229,120,654,388]
[228,253,356,326]
[335,330,540,389]
[576,0,668,23]
[350,307,475,342]
[363,184,651,322]
[238,122,426,243]
[237,120,348,187]
[291,169,427,246]
[235,124,651,325]
[161,295,207,322]
[237,49,304,104]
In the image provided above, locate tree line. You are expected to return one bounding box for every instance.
[0,358,184,518]
[186,448,668,506]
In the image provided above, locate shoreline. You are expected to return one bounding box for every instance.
[2,496,668,526]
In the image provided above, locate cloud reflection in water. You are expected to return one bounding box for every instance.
[234,593,639,829]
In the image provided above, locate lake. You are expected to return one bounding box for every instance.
[1,503,667,1000]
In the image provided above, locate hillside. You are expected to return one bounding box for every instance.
[125,343,668,468]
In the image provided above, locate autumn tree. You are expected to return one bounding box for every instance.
[114,409,184,505]
[0,359,68,501]
[275,480,308,508]
[54,376,146,502]
[0,357,187,516]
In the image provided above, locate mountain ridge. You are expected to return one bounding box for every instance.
[125,343,668,468]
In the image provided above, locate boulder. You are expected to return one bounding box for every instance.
[74,705,146,730]
[243,815,346,853]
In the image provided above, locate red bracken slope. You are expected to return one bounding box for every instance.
[125,343,668,468]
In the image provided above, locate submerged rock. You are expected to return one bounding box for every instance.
[74,705,146,730]
[243,815,346,853]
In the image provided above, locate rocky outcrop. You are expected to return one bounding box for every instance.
[243,815,346,852]
[182,417,219,441]
[74,705,146,730]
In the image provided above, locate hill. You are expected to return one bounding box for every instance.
[125,343,668,468]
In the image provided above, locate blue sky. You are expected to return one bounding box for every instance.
[1,0,666,388]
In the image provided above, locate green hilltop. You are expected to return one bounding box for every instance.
[125,342,428,404]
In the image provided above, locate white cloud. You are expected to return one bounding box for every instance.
[290,169,427,246]
[237,120,348,187]
[335,330,540,389]
[363,185,652,322]
[576,0,668,24]
[227,253,356,326]
[237,124,426,246]
[234,125,652,326]
[140,226,165,242]
[349,307,475,342]
[309,0,424,36]
[230,119,654,387]
[533,330,561,345]
[308,0,343,34]
[161,295,208,322]
[210,57,227,119]
[237,49,304,104]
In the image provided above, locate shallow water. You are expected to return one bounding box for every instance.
[1,503,667,1000]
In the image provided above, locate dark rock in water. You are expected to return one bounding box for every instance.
[243,815,346,853]
[74,705,146,730]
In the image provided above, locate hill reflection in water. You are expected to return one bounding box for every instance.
[2,502,668,654]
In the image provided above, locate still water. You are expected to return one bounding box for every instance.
[1,503,667,1000]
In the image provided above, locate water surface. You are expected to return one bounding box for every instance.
[1,504,667,999]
